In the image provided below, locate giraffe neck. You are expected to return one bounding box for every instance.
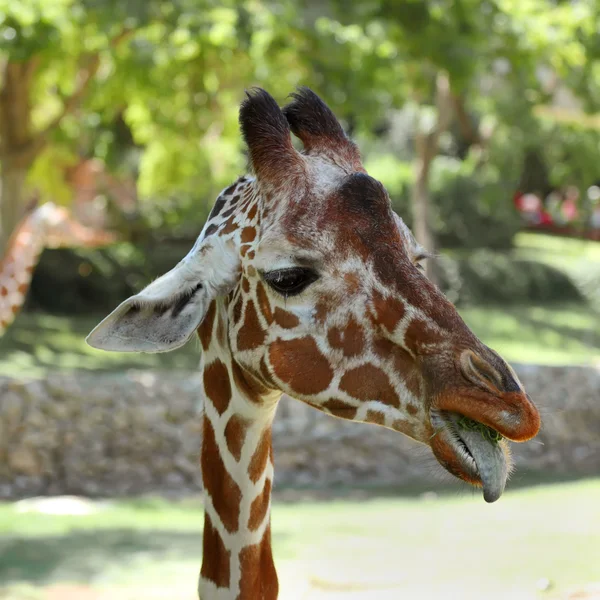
[198,299,281,600]
[0,215,45,335]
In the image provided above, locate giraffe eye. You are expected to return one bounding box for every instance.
[263,267,318,297]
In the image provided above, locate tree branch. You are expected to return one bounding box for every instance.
[451,92,481,146]
[417,71,454,175]
[14,28,133,165]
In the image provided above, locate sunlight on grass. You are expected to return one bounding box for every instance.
[514,233,600,307]
[515,232,600,261]
[0,479,598,599]
[460,304,600,366]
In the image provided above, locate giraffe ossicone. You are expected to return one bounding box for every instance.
[88,87,541,600]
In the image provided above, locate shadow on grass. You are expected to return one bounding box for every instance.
[0,527,293,587]
[0,529,200,585]
[0,313,199,376]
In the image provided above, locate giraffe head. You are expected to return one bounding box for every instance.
[88,88,540,502]
[32,202,116,249]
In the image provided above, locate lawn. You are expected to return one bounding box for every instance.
[0,478,598,599]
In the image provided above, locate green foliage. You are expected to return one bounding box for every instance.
[457,415,503,444]
[3,0,600,252]
[430,156,522,249]
[25,146,78,205]
[365,152,520,248]
[437,250,583,306]
[364,153,413,208]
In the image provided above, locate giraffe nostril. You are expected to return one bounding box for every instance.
[459,350,504,392]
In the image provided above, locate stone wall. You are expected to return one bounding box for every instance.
[0,365,598,498]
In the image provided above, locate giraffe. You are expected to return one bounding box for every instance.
[87,88,541,600]
[0,201,116,335]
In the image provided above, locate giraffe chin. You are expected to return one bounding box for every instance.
[430,411,510,503]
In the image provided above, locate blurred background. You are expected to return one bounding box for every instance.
[0,0,599,598]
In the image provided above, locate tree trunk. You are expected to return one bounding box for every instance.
[412,135,435,267]
[0,60,36,255]
[410,72,454,283]
[0,161,28,254]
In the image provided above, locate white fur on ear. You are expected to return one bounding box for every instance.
[394,212,428,258]
[86,236,240,353]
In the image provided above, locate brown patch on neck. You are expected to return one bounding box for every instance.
[201,416,241,533]
[340,364,400,408]
[224,414,248,461]
[327,315,365,357]
[198,300,217,351]
[248,426,272,483]
[238,524,278,600]
[248,479,272,531]
[201,513,230,588]
[231,359,271,401]
[269,337,334,395]
[216,307,228,348]
[232,294,243,324]
[237,301,266,351]
[203,359,232,415]
[259,356,276,388]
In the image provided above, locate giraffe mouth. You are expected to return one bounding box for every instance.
[430,410,510,503]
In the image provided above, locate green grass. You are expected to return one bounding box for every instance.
[0,314,201,377]
[459,304,600,365]
[0,479,598,599]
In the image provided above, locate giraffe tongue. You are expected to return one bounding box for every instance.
[458,426,508,503]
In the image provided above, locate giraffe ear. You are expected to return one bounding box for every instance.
[239,88,304,190]
[86,237,240,353]
[393,212,428,257]
[283,87,362,170]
